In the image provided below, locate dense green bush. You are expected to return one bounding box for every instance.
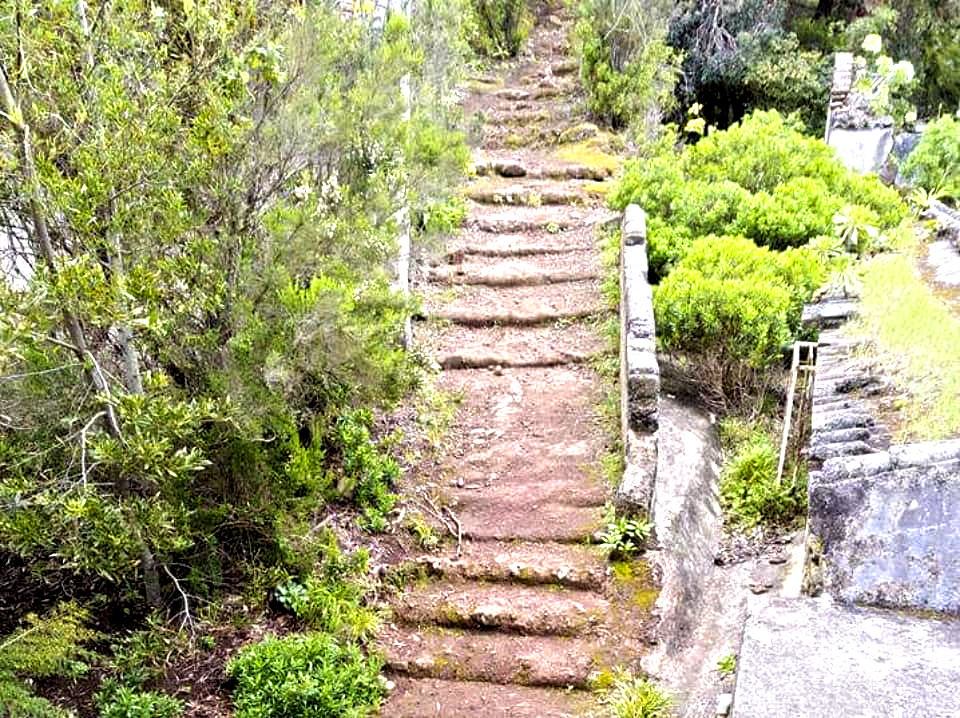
[654,237,796,368]
[735,177,842,249]
[0,604,98,718]
[227,633,384,718]
[94,681,183,718]
[902,114,960,201]
[611,111,907,243]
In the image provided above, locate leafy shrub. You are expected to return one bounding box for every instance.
[226,633,384,718]
[423,196,468,234]
[719,432,806,527]
[735,177,840,249]
[646,217,693,282]
[612,111,907,242]
[94,680,183,718]
[0,604,98,718]
[273,539,380,641]
[597,669,672,718]
[599,517,653,560]
[654,236,822,367]
[465,0,529,58]
[575,0,680,135]
[902,114,960,201]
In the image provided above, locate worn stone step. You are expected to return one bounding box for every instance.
[446,235,594,258]
[382,676,595,718]
[379,626,607,687]
[390,581,609,636]
[465,183,590,207]
[411,540,608,591]
[469,205,617,234]
[433,305,599,327]
[421,280,608,327]
[426,260,599,287]
[474,155,612,181]
[425,323,606,370]
[455,501,605,543]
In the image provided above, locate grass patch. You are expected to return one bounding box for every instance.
[718,419,807,528]
[555,139,620,176]
[853,241,960,439]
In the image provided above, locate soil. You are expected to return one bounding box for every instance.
[378,2,659,715]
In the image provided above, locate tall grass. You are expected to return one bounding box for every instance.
[854,247,960,440]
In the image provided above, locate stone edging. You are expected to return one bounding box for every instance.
[616,205,660,515]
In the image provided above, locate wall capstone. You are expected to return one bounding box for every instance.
[617,205,660,515]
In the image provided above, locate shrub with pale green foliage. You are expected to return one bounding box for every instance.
[611,111,907,237]
[0,603,98,718]
[226,633,384,718]
[575,0,680,136]
[902,114,960,202]
[654,237,825,368]
[94,680,183,718]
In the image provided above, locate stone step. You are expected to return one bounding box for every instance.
[409,540,608,591]
[379,626,607,688]
[426,260,600,287]
[426,323,606,370]
[417,274,608,326]
[389,580,609,636]
[432,305,600,327]
[446,232,596,258]
[382,676,595,718]
[468,205,617,234]
[465,183,591,207]
[474,156,612,181]
[454,501,605,543]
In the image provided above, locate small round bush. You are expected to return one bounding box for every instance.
[654,236,823,366]
[227,633,384,718]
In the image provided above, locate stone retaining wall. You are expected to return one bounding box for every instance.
[805,301,960,614]
[617,205,660,515]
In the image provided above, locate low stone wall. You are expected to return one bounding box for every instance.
[617,205,660,515]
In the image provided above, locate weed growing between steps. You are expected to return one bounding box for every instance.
[591,667,673,718]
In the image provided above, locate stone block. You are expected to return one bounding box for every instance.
[809,455,960,612]
[734,596,960,718]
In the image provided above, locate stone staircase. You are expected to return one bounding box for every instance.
[378,3,658,715]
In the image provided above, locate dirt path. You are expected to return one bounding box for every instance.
[378,4,658,716]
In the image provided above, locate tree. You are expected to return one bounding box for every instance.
[0,0,466,608]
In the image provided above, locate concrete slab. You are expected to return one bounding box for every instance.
[734,596,960,718]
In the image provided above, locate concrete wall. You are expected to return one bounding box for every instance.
[617,205,660,515]
[810,442,960,613]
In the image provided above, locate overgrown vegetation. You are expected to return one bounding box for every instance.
[718,421,807,528]
[666,0,959,132]
[902,114,960,203]
[574,0,680,138]
[0,0,470,713]
[594,668,672,718]
[465,0,530,58]
[226,632,384,718]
